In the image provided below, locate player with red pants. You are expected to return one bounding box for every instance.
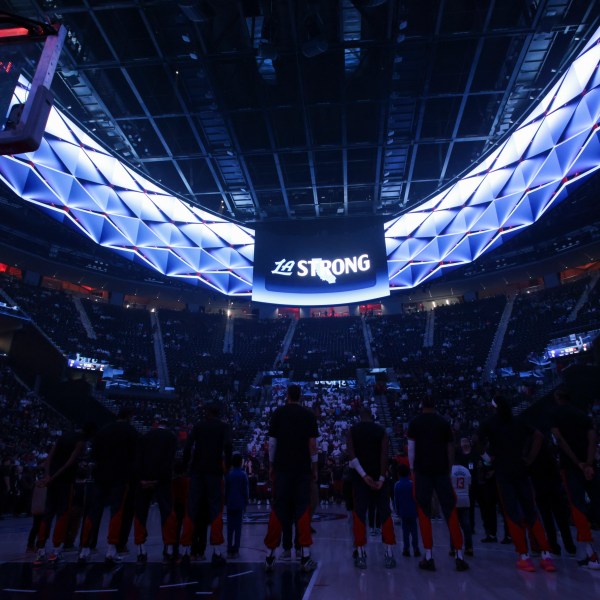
[407,396,468,572]
[78,410,138,564]
[133,420,178,562]
[34,424,94,565]
[480,396,557,573]
[551,387,600,569]
[180,403,232,566]
[348,407,396,569]
[264,384,318,574]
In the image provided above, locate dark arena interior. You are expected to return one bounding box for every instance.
[0,0,600,598]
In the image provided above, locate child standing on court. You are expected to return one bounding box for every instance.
[394,463,421,557]
[225,452,249,558]
[451,462,473,555]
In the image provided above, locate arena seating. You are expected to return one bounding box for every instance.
[81,299,155,381]
[231,317,290,389]
[569,279,600,332]
[368,312,427,367]
[285,317,368,380]
[0,365,71,516]
[499,278,589,372]
[1,270,597,488]
[433,295,506,369]
[158,309,228,394]
[0,276,94,358]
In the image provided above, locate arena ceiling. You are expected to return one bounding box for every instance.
[3,0,599,224]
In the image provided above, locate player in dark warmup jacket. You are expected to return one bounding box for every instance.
[479,396,556,573]
[133,419,178,562]
[180,403,232,565]
[407,396,468,572]
[348,406,396,569]
[551,387,600,569]
[78,410,138,564]
[264,384,319,574]
[528,435,576,556]
[33,423,95,565]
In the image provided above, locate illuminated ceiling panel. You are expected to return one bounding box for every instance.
[0,78,254,297]
[385,28,600,291]
[0,27,599,299]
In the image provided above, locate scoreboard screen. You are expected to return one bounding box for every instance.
[252,217,390,306]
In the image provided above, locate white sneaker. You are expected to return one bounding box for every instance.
[587,557,600,570]
[579,552,600,569]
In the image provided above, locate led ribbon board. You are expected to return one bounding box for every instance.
[0,27,598,300]
[384,29,600,289]
[0,77,254,296]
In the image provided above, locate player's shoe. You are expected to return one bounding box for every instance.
[516,557,536,572]
[540,557,557,572]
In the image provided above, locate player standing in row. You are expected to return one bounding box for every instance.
[551,388,600,569]
[133,418,178,562]
[264,384,318,574]
[479,396,556,573]
[78,409,138,565]
[180,403,232,565]
[347,407,396,568]
[407,396,468,572]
